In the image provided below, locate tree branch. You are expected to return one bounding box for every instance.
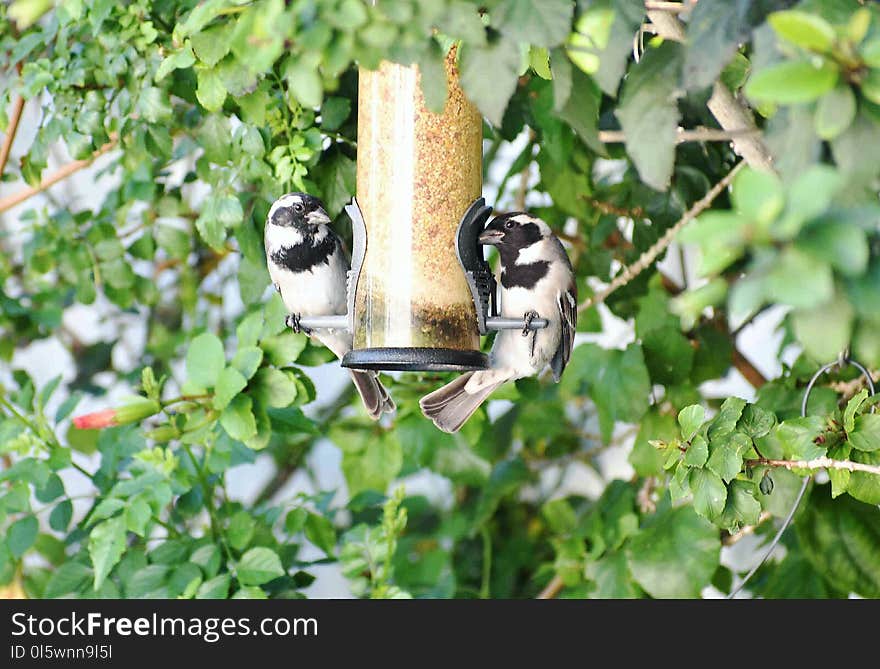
[747,457,880,477]
[646,9,774,172]
[0,94,25,179]
[578,161,744,312]
[598,127,758,145]
[536,574,565,600]
[0,133,119,214]
[732,347,767,388]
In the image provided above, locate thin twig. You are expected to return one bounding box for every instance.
[732,348,767,388]
[537,574,565,600]
[723,511,771,546]
[578,161,744,312]
[0,133,119,213]
[746,457,880,477]
[598,127,758,145]
[0,97,25,179]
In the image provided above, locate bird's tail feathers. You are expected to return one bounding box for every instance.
[350,370,395,420]
[419,372,502,433]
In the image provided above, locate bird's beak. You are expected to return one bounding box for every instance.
[306,209,332,225]
[478,229,504,246]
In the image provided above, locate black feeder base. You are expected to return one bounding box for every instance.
[341,347,489,372]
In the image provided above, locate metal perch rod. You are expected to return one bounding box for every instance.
[294,315,548,332]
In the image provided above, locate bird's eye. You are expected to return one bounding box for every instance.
[504,220,514,229]
[293,203,304,213]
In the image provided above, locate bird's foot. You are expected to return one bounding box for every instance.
[285,312,312,335]
[522,310,539,337]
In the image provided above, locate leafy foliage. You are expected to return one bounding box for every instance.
[1,0,880,601]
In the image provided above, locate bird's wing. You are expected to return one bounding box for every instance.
[550,280,577,382]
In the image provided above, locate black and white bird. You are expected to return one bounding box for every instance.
[264,192,394,419]
[420,212,576,433]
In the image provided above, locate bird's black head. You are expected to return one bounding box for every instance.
[479,212,546,252]
[267,192,331,231]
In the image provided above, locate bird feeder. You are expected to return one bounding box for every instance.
[341,48,486,371]
[297,48,547,370]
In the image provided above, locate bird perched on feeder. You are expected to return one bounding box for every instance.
[264,192,395,419]
[420,212,576,433]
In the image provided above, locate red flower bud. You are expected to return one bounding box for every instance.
[72,398,160,430]
[72,408,118,430]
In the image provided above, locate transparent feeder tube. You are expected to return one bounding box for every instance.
[352,48,483,358]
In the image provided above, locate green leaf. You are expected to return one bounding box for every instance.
[213,367,248,411]
[798,223,868,278]
[847,450,880,504]
[642,326,695,386]
[815,86,856,140]
[8,515,38,558]
[828,442,851,498]
[471,458,531,531]
[689,468,728,520]
[707,432,750,483]
[684,435,709,467]
[627,506,720,598]
[252,368,298,408]
[765,248,833,308]
[849,414,880,452]
[844,388,869,433]
[124,495,151,537]
[737,405,776,439]
[237,547,285,586]
[49,500,73,532]
[321,96,351,132]
[231,346,263,380]
[797,489,880,597]
[792,297,854,363]
[341,433,403,498]
[125,564,170,598]
[186,332,225,389]
[191,25,231,67]
[261,332,308,366]
[616,43,682,190]
[746,59,838,104]
[137,87,171,123]
[196,67,227,112]
[44,562,92,599]
[459,35,521,126]
[88,515,127,590]
[717,480,762,531]
[493,0,573,47]
[585,551,640,598]
[768,10,836,52]
[285,57,323,108]
[305,513,337,557]
[227,510,256,551]
[562,344,651,443]
[861,39,880,68]
[190,545,222,580]
[775,416,827,460]
[553,68,602,152]
[631,411,676,477]
[196,573,231,599]
[678,405,705,441]
[732,167,784,226]
[220,395,257,442]
[683,0,775,91]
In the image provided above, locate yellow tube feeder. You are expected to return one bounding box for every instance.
[341,48,489,371]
